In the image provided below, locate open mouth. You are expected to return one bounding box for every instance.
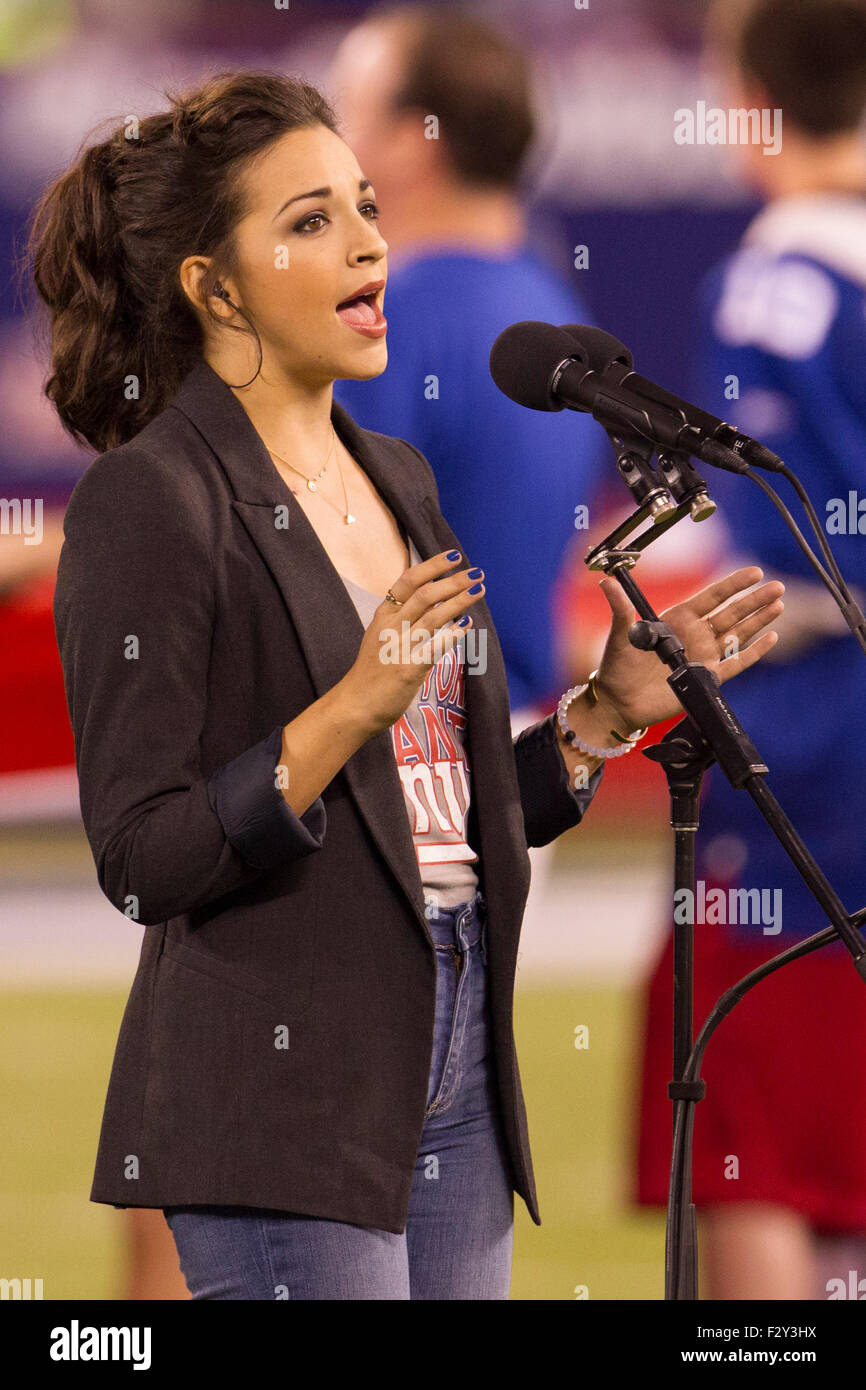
[336,283,386,334]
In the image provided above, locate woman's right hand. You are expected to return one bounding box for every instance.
[345,550,486,736]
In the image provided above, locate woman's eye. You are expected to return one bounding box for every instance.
[294,212,328,233]
[292,203,378,233]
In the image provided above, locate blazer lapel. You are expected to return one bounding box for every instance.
[169,361,492,941]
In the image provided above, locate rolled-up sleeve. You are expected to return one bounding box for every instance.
[513,712,603,848]
[206,724,326,869]
[54,447,326,928]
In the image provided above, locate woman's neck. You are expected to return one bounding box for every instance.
[210,354,338,470]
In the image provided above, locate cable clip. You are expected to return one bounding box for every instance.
[667,1079,706,1103]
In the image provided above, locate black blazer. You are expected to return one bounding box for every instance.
[53,359,601,1233]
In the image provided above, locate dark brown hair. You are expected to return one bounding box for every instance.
[723,0,866,136]
[380,4,535,188]
[27,71,339,454]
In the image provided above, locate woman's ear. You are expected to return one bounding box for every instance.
[179,255,236,318]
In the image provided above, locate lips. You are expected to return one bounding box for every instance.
[336,280,387,337]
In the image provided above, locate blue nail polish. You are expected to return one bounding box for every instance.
[457,615,471,627]
[467,567,483,580]
[446,549,461,561]
[467,582,483,594]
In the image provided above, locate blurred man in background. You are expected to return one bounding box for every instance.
[330,3,607,937]
[636,0,866,1300]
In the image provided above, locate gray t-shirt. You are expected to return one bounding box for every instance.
[339,537,480,911]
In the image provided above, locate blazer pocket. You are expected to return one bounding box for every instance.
[161,936,314,1019]
[172,874,320,1018]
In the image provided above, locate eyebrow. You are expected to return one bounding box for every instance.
[272,179,373,221]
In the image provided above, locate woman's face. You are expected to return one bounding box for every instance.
[221,123,389,388]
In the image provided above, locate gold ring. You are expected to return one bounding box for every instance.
[385,589,402,606]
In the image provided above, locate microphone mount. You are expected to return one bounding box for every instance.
[604,428,678,522]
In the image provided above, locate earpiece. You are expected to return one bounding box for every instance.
[210,282,262,389]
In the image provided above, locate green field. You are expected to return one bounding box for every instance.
[1,983,666,1300]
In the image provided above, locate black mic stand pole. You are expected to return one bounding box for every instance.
[643,716,714,1300]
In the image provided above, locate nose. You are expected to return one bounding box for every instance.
[350,212,388,266]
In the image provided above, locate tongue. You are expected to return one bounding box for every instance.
[337,296,377,326]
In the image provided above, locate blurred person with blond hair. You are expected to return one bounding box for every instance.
[636,0,866,1300]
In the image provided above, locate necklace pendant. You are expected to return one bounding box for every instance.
[307,478,317,492]
[345,512,356,525]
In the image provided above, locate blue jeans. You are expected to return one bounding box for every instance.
[164,890,516,1299]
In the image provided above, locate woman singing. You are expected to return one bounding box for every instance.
[31,71,783,1300]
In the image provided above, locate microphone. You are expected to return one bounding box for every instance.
[488,320,784,475]
[559,323,783,474]
[557,323,716,522]
[557,323,634,373]
[488,321,679,517]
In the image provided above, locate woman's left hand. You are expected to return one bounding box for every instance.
[591,566,785,733]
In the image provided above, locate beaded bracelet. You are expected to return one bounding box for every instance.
[556,676,647,760]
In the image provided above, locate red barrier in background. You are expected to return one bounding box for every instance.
[0,576,74,773]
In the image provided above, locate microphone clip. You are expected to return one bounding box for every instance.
[605,428,677,522]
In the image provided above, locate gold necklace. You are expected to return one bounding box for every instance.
[332,449,356,525]
[268,429,356,525]
[267,429,336,493]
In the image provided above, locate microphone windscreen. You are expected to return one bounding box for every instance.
[559,323,634,372]
[489,320,583,411]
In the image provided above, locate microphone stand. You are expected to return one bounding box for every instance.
[584,502,866,1300]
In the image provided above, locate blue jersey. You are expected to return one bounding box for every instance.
[335,249,607,710]
[691,194,866,942]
